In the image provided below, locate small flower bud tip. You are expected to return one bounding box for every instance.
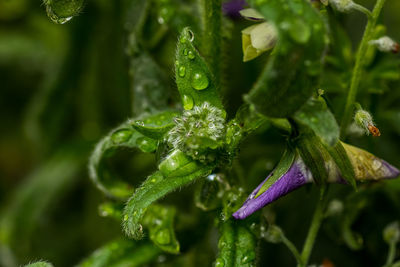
[369,36,399,53]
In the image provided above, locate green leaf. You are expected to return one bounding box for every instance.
[131,110,180,140]
[255,148,295,198]
[77,239,160,267]
[323,141,357,189]
[122,154,212,239]
[88,120,157,199]
[245,0,328,118]
[296,133,329,185]
[175,27,224,111]
[24,261,54,267]
[142,204,180,254]
[294,96,340,146]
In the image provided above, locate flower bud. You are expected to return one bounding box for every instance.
[242,22,277,62]
[383,222,400,244]
[369,36,400,53]
[325,199,344,217]
[262,224,284,243]
[354,109,380,137]
[328,0,356,12]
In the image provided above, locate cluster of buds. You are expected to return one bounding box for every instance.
[166,102,226,163]
[354,109,381,137]
[239,8,278,62]
[369,36,400,54]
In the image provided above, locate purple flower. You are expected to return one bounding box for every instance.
[233,143,400,220]
[222,0,248,18]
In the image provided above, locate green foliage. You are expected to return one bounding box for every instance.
[175,27,224,111]
[245,0,328,118]
[2,0,400,266]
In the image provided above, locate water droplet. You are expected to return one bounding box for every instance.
[111,129,132,144]
[191,72,209,90]
[178,66,186,77]
[182,95,194,110]
[155,229,171,245]
[188,50,195,59]
[215,258,225,267]
[183,48,188,56]
[134,120,145,126]
[188,30,195,42]
[136,137,157,153]
[241,251,256,263]
[123,214,128,221]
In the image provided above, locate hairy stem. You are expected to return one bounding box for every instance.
[199,0,221,86]
[340,0,387,138]
[299,195,326,267]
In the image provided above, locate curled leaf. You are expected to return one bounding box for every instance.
[88,121,157,199]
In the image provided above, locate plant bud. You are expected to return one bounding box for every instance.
[354,109,380,137]
[328,0,356,12]
[383,222,400,244]
[369,36,399,53]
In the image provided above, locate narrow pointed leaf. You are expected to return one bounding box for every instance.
[123,151,212,239]
[324,141,357,189]
[175,27,224,111]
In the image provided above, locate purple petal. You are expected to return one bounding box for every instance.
[222,0,248,18]
[380,160,400,179]
[233,157,312,220]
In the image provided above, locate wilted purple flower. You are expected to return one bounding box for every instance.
[233,143,400,220]
[222,0,247,18]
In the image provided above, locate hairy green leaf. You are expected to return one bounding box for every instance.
[89,121,157,199]
[122,154,212,239]
[175,27,224,111]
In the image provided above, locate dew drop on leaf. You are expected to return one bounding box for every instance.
[182,94,194,110]
[155,229,171,245]
[136,137,157,153]
[111,129,132,144]
[188,50,195,59]
[178,66,186,77]
[215,258,225,267]
[191,72,209,90]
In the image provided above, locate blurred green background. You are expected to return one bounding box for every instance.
[0,0,400,266]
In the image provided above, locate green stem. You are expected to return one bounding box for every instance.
[299,195,326,267]
[385,242,397,267]
[281,235,303,265]
[340,0,387,138]
[199,0,221,86]
[352,3,372,18]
